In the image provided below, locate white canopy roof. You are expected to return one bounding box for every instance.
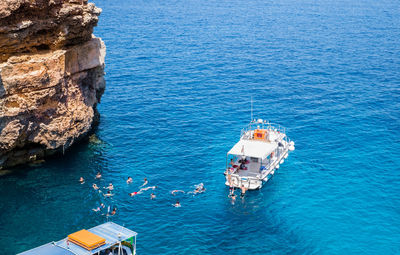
[227,139,277,159]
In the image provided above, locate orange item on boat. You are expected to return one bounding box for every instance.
[67,229,106,250]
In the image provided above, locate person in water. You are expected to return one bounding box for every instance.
[240,185,247,198]
[129,191,142,197]
[92,203,105,212]
[110,207,117,216]
[104,190,113,197]
[95,172,102,179]
[79,177,85,184]
[92,184,99,190]
[171,190,185,195]
[229,184,235,196]
[140,178,148,187]
[150,193,156,199]
[230,193,237,204]
[105,183,114,191]
[139,186,157,192]
[126,177,133,184]
[173,201,181,207]
[194,183,206,194]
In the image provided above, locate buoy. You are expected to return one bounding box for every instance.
[276,164,280,169]
[289,146,295,151]
[289,141,295,146]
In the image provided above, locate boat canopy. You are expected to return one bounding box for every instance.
[227,139,277,159]
[19,222,137,255]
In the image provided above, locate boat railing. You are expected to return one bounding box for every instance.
[240,121,287,141]
[229,173,259,188]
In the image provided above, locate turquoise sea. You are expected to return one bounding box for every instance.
[1,0,400,254]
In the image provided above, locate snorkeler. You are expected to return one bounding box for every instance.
[173,201,181,207]
[79,177,85,184]
[104,183,114,191]
[140,178,148,187]
[150,193,156,199]
[92,184,99,190]
[95,172,102,179]
[104,190,114,197]
[171,190,185,195]
[126,177,133,184]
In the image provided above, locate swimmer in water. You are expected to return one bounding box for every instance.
[110,207,117,216]
[150,193,156,199]
[92,184,99,190]
[92,203,105,212]
[140,178,148,187]
[104,190,114,197]
[126,177,133,184]
[139,186,157,192]
[173,201,181,207]
[79,177,85,184]
[171,190,185,195]
[240,185,247,198]
[194,183,206,194]
[95,172,102,179]
[129,191,142,197]
[104,183,114,191]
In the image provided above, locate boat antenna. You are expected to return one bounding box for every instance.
[251,96,253,122]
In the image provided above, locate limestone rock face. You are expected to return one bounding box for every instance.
[0,0,105,168]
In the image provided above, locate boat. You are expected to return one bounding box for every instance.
[18,222,137,255]
[225,119,295,190]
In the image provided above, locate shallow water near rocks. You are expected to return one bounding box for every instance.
[1,0,400,254]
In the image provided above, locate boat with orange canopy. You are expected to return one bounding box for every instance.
[225,119,295,190]
[18,222,137,255]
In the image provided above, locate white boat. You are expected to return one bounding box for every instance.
[225,119,295,190]
[18,222,137,255]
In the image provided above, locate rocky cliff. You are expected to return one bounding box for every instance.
[0,0,105,168]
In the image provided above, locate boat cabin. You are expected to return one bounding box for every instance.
[18,222,137,255]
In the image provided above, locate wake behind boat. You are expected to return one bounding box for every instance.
[225,119,295,190]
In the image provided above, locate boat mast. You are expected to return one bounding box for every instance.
[250,96,253,123]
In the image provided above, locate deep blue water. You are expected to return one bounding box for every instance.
[1,0,400,254]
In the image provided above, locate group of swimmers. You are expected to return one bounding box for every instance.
[80,172,210,213]
[80,172,117,216]
[170,183,206,207]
